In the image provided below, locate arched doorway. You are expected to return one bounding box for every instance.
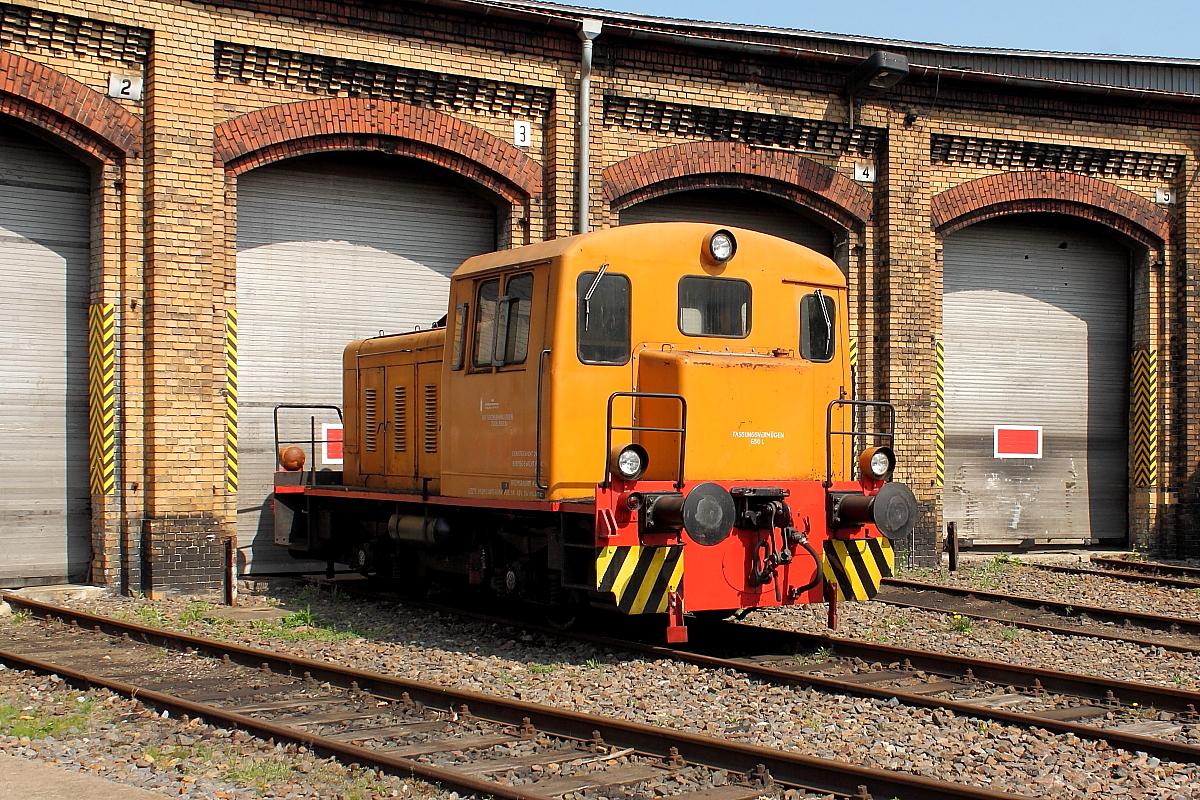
[0,120,92,585]
[235,152,500,573]
[618,188,838,259]
[942,214,1132,546]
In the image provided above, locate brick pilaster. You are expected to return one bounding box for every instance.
[878,113,941,566]
[142,17,228,577]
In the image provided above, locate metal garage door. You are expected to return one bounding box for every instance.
[943,215,1130,546]
[619,189,835,257]
[236,154,497,573]
[0,123,92,586]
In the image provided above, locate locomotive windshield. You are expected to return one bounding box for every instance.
[472,278,500,367]
[501,272,534,364]
[800,290,836,362]
[677,276,751,338]
[577,271,631,365]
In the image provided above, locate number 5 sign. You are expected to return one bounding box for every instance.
[108,73,144,101]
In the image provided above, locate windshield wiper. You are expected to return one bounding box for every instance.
[814,288,833,357]
[583,262,609,330]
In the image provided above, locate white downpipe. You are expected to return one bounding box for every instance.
[577,19,602,236]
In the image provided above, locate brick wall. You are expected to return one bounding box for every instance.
[2,0,1198,590]
[141,517,230,597]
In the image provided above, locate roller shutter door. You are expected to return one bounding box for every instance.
[0,124,92,586]
[236,154,496,573]
[619,189,835,257]
[943,216,1129,546]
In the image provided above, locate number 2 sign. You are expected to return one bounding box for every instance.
[107,73,144,101]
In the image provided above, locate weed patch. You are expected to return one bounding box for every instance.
[135,606,169,627]
[0,700,95,739]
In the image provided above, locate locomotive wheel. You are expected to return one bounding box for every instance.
[543,605,580,631]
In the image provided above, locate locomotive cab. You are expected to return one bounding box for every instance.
[274,223,917,642]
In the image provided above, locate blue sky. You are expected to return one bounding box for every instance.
[585,0,1200,59]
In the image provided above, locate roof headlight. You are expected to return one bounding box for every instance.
[858,445,895,481]
[611,444,648,481]
[870,450,891,478]
[704,229,737,265]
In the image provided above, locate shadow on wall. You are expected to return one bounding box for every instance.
[232,151,499,575]
[0,119,93,584]
[942,213,1135,545]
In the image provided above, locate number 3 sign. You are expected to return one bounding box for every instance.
[513,120,532,148]
[107,73,144,101]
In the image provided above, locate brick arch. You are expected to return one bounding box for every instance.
[931,171,1169,247]
[214,98,541,206]
[602,142,873,231]
[0,50,142,162]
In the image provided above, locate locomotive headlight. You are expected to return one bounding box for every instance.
[858,445,895,481]
[611,444,649,481]
[704,229,737,265]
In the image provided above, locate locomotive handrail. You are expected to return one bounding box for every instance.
[273,404,344,487]
[604,392,688,490]
[824,399,895,486]
[535,349,551,493]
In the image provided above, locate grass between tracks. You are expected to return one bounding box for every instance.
[111,592,380,644]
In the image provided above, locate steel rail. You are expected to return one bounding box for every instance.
[876,591,1200,655]
[0,594,1027,800]
[1024,561,1200,590]
[287,581,1200,765]
[1090,557,1200,582]
[881,577,1200,638]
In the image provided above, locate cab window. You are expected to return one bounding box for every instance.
[800,291,836,362]
[450,302,468,370]
[472,278,500,367]
[577,270,631,365]
[678,276,751,338]
[501,273,534,364]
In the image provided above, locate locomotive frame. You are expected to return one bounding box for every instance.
[272,223,917,641]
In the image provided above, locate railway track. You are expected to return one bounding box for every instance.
[280,578,1200,766]
[1089,557,1200,583]
[877,577,1200,653]
[0,593,1028,800]
[1023,560,1200,591]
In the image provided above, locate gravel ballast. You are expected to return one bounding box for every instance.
[906,558,1200,621]
[26,582,1200,799]
[753,600,1200,691]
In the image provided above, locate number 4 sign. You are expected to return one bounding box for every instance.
[853,162,876,183]
[108,73,144,101]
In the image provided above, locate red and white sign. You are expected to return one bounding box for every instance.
[322,424,344,465]
[994,426,1042,459]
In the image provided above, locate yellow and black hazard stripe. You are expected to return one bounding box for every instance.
[1131,348,1157,488]
[87,303,116,496]
[934,339,945,488]
[224,309,239,493]
[821,537,894,601]
[596,545,683,614]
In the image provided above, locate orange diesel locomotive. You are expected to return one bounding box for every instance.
[273,223,917,641]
